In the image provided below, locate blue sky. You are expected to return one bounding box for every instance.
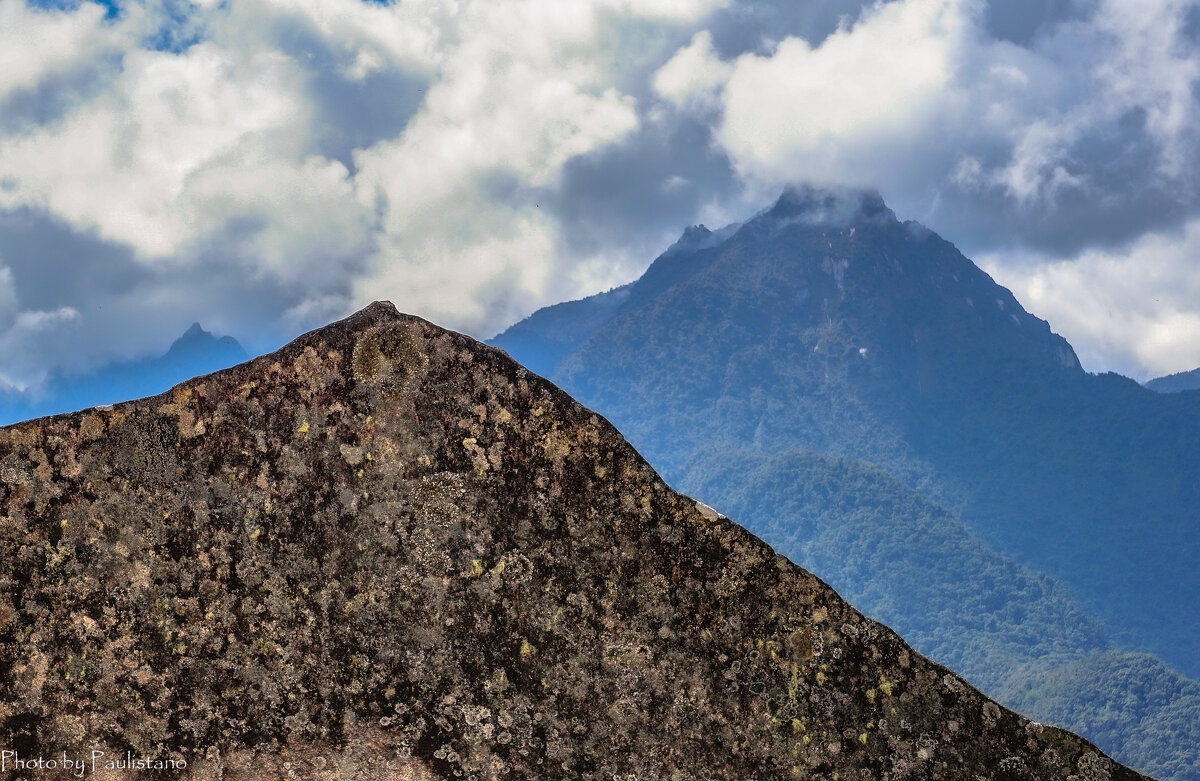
[0,0,1198,385]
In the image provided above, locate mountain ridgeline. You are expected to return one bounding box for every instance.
[492,185,1200,780]
[1146,367,1200,393]
[0,302,1141,779]
[0,323,249,427]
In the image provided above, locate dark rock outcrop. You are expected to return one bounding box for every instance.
[0,303,1143,779]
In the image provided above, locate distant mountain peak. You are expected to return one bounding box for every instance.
[166,322,247,361]
[766,183,898,228]
[665,222,736,255]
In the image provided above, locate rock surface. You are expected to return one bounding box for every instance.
[0,302,1144,779]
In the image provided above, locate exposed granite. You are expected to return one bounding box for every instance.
[0,302,1146,780]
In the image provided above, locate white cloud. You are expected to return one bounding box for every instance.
[0,266,17,322]
[719,0,975,182]
[345,0,701,333]
[981,218,1200,379]
[0,0,727,355]
[0,41,318,258]
[652,0,1199,216]
[1090,0,1200,178]
[0,305,81,388]
[211,0,453,78]
[653,30,732,111]
[0,0,137,103]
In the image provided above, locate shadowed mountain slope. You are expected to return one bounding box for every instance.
[0,302,1141,779]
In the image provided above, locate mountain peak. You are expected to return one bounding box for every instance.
[665,222,729,255]
[163,320,249,371]
[767,183,898,228]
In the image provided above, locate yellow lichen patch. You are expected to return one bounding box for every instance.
[467,559,484,578]
[79,414,106,440]
[293,346,333,396]
[519,640,536,659]
[297,420,310,435]
[879,676,894,697]
[462,437,490,474]
[866,688,877,704]
[539,428,572,462]
[859,733,867,745]
[815,671,826,685]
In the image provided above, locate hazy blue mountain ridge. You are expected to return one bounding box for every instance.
[0,323,249,426]
[1146,367,1200,393]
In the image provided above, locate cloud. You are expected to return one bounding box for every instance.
[980,217,1200,380]
[344,0,741,334]
[344,0,646,334]
[0,304,81,388]
[0,0,131,103]
[717,0,974,183]
[658,0,1200,252]
[0,0,732,381]
[1,0,1200,383]
[653,30,732,110]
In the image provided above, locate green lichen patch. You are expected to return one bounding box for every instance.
[351,322,429,401]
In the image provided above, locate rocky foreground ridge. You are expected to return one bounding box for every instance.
[0,303,1143,779]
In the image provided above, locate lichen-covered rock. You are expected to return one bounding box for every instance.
[0,302,1145,779]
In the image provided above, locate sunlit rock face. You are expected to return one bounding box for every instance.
[0,302,1142,779]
